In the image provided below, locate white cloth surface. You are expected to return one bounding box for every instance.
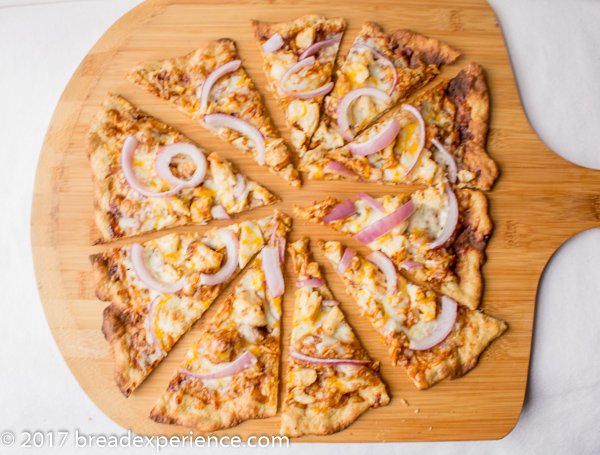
[0,0,599,453]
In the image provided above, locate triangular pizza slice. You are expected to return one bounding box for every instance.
[251,14,346,152]
[299,22,459,179]
[91,211,290,397]
[150,221,289,431]
[127,39,301,188]
[320,240,507,390]
[294,184,491,309]
[281,238,389,438]
[86,94,279,243]
[312,63,498,190]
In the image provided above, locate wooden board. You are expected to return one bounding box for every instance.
[31,0,600,442]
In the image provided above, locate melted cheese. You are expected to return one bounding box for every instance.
[323,241,445,343]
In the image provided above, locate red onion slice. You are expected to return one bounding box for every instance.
[321,299,339,307]
[320,199,356,224]
[262,246,284,298]
[233,174,246,198]
[290,351,371,366]
[431,137,458,184]
[279,56,334,99]
[428,184,459,250]
[400,104,427,177]
[325,160,358,178]
[353,200,415,245]
[337,248,356,275]
[200,229,239,286]
[409,296,458,351]
[121,136,182,198]
[262,33,284,53]
[349,118,400,156]
[279,238,286,263]
[296,278,324,288]
[154,142,207,188]
[198,60,241,113]
[204,114,266,165]
[210,204,231,220]
[367,251,398,296]
[298,35,342,61]
[178,351,258,380]
[130,243,186,294]
[269,219,280,247]
[357,192,385,213]
[352,43,398,94]
[401,260,423,270]
[337,87,392,141]
[145,297,166,357]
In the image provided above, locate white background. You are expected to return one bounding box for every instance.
[1,0,599,453]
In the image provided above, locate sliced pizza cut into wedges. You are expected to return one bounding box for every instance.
[281,237,389,438]
[300,22,459,180]
[86,94,278,243]
[294,184,491,309]
[127,39,300,188]
[305,63,498,189]
[250,14,346,152]
[91,211,290,397]
[150,224,288,431]
[320,240,507,390]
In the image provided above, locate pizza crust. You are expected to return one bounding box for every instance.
[251,15,346,152]
[281,238,390,438]
[446,63,498,190]
[92,213,289,397]
[397,307,506,389]
[320,240,507,390]
[401,188,492,309]
[86,93,279,244]
[293,187,492,310]
[150,239,287,431]
[301,22,459,179]
[127,39,301,188]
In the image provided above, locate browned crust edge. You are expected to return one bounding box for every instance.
[447,63,499,190]
[358,22,460,69]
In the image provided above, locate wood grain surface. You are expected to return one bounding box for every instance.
[31,0,600,442]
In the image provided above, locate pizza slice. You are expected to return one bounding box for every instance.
[281,237,389,438]
[250,14,346,152]
[314,63,498,189]
[127,39,301,188]
[299,22,459,179]
[150,223,288,431]
[320,240,507,390]
[294,184,491,310]
[91,211,290,397]
[86,94,279,244]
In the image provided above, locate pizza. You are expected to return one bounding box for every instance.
[86,94,279,243]
[320,240,506,389]
[294,184,492,310]
[300,63,499,189]
[251,14,346,152]
[413,62,498,190]
[299,22,459,179]
[150,223,288,431]
[281,237,389,438]
[80,11,511,438]
[91,211,290,397]
[127,39,301,188]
